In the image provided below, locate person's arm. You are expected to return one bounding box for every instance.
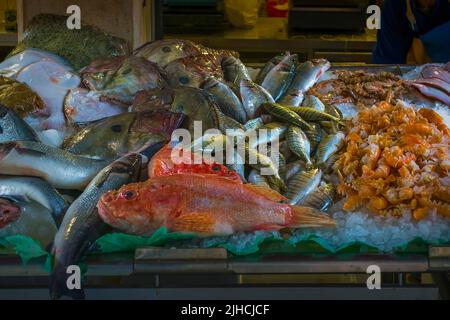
[372,0,415,64]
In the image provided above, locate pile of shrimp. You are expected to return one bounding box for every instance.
[334,101,450,220]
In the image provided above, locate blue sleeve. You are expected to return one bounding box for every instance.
[372,0,415,64]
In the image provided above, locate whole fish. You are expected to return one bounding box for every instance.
[97,173,335,236]
[202,77,247,124]
[0,104,39,143]
[286,126,313,168]
[0,175,68,220]
[165,57,208,88]
[244,117,265,131]
[279,59,331,106]
[0,197,57,248]
[50,154,142,300]
[304,123,324,154]
[0,141,110,190]
[256,53,286,85]
[64,88,125,125]
[287,107,342,123]
[81,56,168,106]
[64,111,184,160]
[410,78,450,96]
[302,95,326,112]
[299,183,335,212]
[261,54,297,101]
[315,132,346,168]
[262,103,312,131]
[16,60,80,130]
[248,122,288,149]
[222,57,252,87]
[421,64,450,83]
[240,79,275,120]
[285,168,322,205]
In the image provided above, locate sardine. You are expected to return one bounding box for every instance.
[262,103,312,131]
[202,77,247,124]
[0,141,110,190]
[256,53,286,85]
[0,104,39,143]
[302,95,326,112]
[240,79,275,120]
[279,59,331,106]
[286,126,313,168]
[315,132,346,168]
[0,175,68,220]
[222,57,252,87]
[285,168,322,205]
[261,54,297,101]
[50,154,142,300]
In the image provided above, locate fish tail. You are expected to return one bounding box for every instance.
[288,205,336,228]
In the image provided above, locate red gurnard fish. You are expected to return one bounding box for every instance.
[148,144,242,183]
[97,173,335,236]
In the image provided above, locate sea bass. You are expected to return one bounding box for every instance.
[51,154,142,300]
[97,173,335,236]
[0,104,39,143]
[279,59,331,106]
[64,111,184,160]
[0,141,110,190]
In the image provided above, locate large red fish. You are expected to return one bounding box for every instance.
[97,174,335,236]
[148,144,242,182]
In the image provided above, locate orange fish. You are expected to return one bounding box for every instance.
[148,144,242,183]
[97,174,335,236]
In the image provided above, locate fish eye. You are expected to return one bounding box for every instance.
[111,124,122,133]
[179,76,190,84]
[211,164,221,172]
[121,190,137,200]
[162,46,171,53]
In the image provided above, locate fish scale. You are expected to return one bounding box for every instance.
[262,103,312,131]
[285,168,322,206]
[287,106,342,123]
[286,126,313,168]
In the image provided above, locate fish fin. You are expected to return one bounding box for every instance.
[245,184,287,202]
[171,212,216,235]
[288,205,336,228]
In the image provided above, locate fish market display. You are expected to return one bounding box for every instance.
[0,104,39,143]
[0,175,68,219]
[0,141,109,190]
[51,154,142,300]
[98,173,335,236]
[334,102,449,219]
[9,14,128,70]
[81,55,168,106]
[0,77,44,117]
[222,56,252,87]
[406,64,450,106]
[240,79,275,119]
[64,111,184,160]
[261,53,297,101]
[0,197,57,247]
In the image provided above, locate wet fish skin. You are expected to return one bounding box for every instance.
[202,77,247,124]
[315,132,346,168]
[240,79,275,120]
[248,169,270,188]
[299,183,335,212]
[165,58,208,88]
[285,168,322,205]
[0,175,68,220]
[0,104,39,143]
[256,53,286,85]
[50,154,142,300]
[285,160,307,182]
[222,57,252,87]
[261,54,298,101]
[0,141,110,190]
[262,103,313,131]
[302,95,326,112]
[410,83,450,106]
[287,107,342,123]
[244,117,265,131]
[304,123,323,154]
[279,59,331,106]
[248,122,288,149]
[286,126,313,168]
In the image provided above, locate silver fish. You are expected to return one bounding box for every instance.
[285,168,322,205]
[222,56,252,87]
[286,126,312,168]
[0,141,110,190]
[261,54,297,101]
[279,59,331,106]
[302,95,326,112]
[50,154,142,300]
[0,104,39,143]
[244,117,265,131]
[248,169,270,188]
[315,132,345,168]
[256,53,286,85]
[202,77,247,124]
[0,175,68,220]
[240,79,275,120]
[299,183,335,212]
